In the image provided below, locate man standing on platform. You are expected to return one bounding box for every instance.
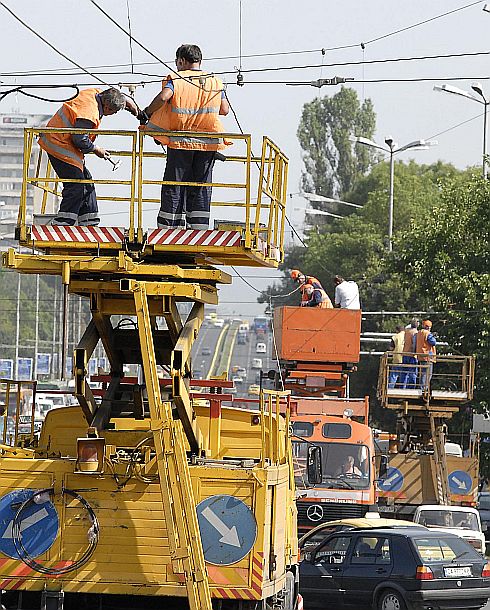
[142,44,230,230]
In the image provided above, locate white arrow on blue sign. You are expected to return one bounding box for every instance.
[448,470,473,495]
[197,494,257,565]
[0,489,59,559]
[377,467,404,493]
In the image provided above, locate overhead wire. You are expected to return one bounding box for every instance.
[0,1,139,109]
[126,0,135,75]
[87,0,222,92]
[4,48,490,84]
[0,0,482,77]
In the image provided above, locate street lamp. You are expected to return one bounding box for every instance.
[352,136,437,251]
[434,82,489,178]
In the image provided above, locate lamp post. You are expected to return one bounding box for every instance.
[352,136,437,251]
[434,83,489,178]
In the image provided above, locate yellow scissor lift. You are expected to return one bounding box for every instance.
[377,353,478,513]
[0,128,299,610]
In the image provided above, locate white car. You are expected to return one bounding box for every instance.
[414,505,486,554]
[214,318,225,328]
[232,376,243,385]
[256,342,266,354]
[252,358,263,369]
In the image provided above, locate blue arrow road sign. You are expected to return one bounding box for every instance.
[448,470,473,495]
[197,494,257,565]
[378,467,404,493]
[0,489,59,559]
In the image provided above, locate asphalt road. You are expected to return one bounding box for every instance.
[191,323,223,379]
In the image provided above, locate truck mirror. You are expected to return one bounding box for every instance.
[307,445,322,485]
[378,455,388,479]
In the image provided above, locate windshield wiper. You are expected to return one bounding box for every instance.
[452,551,471,562]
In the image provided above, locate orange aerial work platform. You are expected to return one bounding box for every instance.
[273,307,361,397]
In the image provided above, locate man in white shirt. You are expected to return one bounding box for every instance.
[333,275,360,309]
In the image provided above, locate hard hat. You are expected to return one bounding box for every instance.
[290,269,302,280]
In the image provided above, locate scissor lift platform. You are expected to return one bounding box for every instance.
[12,127,287,269]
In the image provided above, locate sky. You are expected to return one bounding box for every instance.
[1,0,489,317]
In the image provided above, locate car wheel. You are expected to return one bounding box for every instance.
[377,589,407,610]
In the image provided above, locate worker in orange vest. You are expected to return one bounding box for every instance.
[142,44,230,230]
[416,319,437,390]
[400,318,419,389]
[39,88,138,226]
[302,283,333,308]
[290,269,331,306]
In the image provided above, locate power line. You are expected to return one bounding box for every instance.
[363,0,483,46]
[1,0,482,77]
[211,49,490,78]
[0,2,108,88]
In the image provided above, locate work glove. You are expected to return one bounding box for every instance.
[137,109,149,125]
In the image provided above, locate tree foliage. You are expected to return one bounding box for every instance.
[297,87,377,198]
[391,174,490,414]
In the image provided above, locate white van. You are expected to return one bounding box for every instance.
[252,358,263,369]
[214,318,225,328]
[256,343,266,354]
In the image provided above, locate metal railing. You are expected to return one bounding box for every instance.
[377,352,475,408]
[18,127,288,261]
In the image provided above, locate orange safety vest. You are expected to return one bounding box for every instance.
[38,88,102,170]
[403,328,418,354]
[145,71,231,151]
[304,285,333,308]
[416,329,437,362]
[300,276,324,303]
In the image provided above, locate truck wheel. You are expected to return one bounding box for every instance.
[377,589,407,610]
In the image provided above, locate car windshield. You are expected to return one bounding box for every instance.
[418,510,479,531]
[414,536,482,562]
[292,441,370,490]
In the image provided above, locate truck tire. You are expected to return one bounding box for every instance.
[377,589,407,610]
[283,572,296,610]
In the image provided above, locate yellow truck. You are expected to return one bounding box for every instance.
[0,126,304,609]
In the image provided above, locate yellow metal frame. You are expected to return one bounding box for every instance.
[17,127,289,267]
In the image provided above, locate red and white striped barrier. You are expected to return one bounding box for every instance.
[32,225,125,243]
[297,593,304,610]
[147,228,242,247]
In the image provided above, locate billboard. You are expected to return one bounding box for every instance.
[17,358,33,380]
[36,353,51,376]
[0,359,13,379]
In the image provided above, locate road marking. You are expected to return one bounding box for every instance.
[201,506,241,547]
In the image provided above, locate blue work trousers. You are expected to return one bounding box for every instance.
[388,365,404,389]
[158,148,216,230]
[400,356,417,389]
[48,154,99,226]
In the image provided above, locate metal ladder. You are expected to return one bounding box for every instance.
[430,415,450,505]
[134,282,212,610]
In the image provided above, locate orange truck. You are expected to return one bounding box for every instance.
[273,307,377,532]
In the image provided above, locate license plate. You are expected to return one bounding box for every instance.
[444,566,472,578]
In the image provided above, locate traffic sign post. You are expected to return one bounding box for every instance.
[197,494,257,565]
[0,489,59,559]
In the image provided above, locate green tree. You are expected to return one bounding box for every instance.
[391,173,490,413]
[297,87,377,198]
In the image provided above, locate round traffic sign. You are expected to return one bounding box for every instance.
[197,494,257,565]
[448,470,473,495]
[0,489,59,559]
[377,467,404,492]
